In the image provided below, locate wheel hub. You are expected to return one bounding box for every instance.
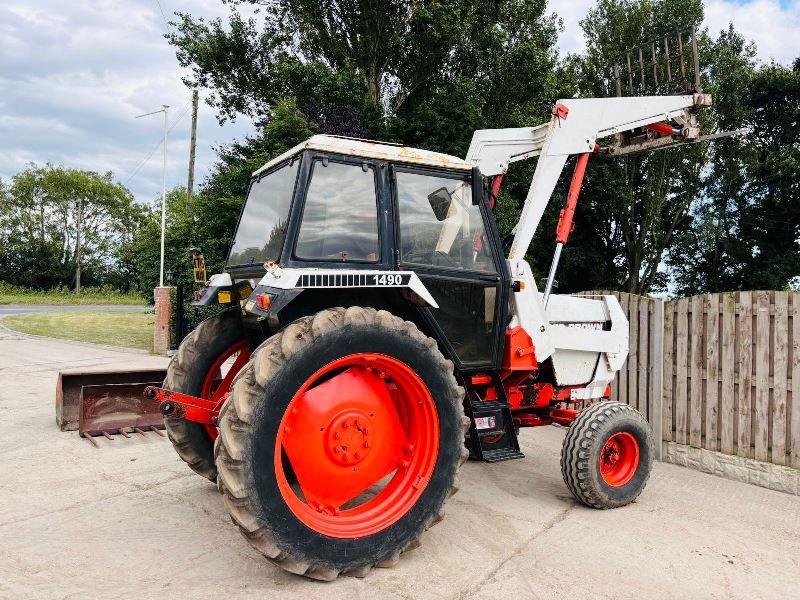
[325,410,372,466]
[599,431,640,487]
[276,353,440,538]
[602,442,620,466]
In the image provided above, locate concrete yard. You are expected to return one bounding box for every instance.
[1,324,799,599]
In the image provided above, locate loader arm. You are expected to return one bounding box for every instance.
[464,93,711,396]
[465,93,711,261]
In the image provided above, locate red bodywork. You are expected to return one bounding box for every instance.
[475,149,603,430]
[145,386,224,426]
[463,326,609,430]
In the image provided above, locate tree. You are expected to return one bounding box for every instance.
[665,26,758,293]
[165,0,566,289]
[0,165,142,291]
[668,54,800,293]
[168,0,561,155]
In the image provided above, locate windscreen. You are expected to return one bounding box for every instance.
[227,160,299,267]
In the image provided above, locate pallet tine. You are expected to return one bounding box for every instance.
[133,427,147,436]
[102,430,114,440]
[691,24,701,92]
[651,42,659,87]
[626,52,634,92]
[638,47,645,91]
[83,432,99,448]
[150,426,166,437]
[119,428,131,438]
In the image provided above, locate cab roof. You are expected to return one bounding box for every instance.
[252,135,473,178]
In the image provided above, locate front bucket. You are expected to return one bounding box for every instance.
[55,368,168,432]
[79,382,167,438]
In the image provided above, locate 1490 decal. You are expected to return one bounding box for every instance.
[370,274,410,286]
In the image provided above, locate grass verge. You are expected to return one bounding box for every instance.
[0,285,147,306]
[1,310,155,351]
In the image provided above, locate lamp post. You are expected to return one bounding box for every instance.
[136,105,170,287]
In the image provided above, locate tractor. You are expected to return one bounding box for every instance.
[146,93,712,580]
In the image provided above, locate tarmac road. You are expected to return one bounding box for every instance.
[0,327,798,599]
[0,304,150,316]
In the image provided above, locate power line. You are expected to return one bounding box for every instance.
[123,101,192,188]
[153,0,170,31]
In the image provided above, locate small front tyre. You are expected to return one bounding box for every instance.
[561,401,654,509]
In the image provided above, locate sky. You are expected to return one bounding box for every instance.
[1,0,798,208]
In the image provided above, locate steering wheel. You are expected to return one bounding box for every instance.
[431,250,459,268]
[404,249,459,268]
[404,250,434,264]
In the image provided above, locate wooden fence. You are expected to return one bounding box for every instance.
[579,291,800,469]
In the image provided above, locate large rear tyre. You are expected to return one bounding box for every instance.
[215,307,469,580]
[163,308,249,482]
[560,401,653,509]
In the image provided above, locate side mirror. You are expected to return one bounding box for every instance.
[428,187,452,222]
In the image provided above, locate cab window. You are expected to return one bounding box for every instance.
[396,171,495,273]
[295,160,379,262]
[227,160,299,267]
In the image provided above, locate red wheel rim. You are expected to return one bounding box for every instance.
[599,431,640,487]
[275,353,439,538]
[201,340,251,440]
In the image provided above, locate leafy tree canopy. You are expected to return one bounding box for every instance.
[0,165,142,290]
[168,0,561,154]
[164,0,799,299]
[668,53,800,293]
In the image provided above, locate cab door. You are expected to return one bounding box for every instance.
[392,166,508,370]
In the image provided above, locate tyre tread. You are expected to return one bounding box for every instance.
[560,400,653,509]
[215,306,467,580]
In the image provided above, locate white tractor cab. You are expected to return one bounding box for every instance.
[149,94,711,580]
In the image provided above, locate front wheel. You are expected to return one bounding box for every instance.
[215,307,469,580]
[163,308,250,481]
[560,401,654,509]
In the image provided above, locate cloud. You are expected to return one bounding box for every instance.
[0,0,254,205]
[704,0,800,64]
[1,0,797,210]
[552,0,595,56]
[552,0,800,65]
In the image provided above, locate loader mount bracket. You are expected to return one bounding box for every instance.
[144,386,224,427]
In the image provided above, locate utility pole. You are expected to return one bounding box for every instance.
[187,90,198,212]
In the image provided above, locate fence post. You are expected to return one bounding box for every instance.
[650,299,665,460]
